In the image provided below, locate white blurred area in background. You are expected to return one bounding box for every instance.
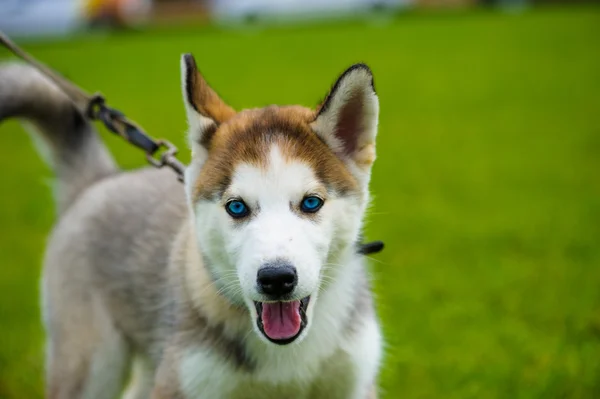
[0,0,415,38]
[0,0,152,37]
[0,0,83,37]
[210,0,406,21]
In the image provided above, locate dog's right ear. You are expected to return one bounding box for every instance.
[181,53,235,200]
[180,53,235,161]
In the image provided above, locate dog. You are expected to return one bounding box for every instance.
[0,54,383,398]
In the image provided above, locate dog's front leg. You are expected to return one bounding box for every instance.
[152,368,186,399]
[367,385,378,399]
[348,317,383,399]
[151,386,182,399]
[151,346,186,399]
[152,340,238,398]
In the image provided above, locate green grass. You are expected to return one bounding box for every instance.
[1,6,599,398]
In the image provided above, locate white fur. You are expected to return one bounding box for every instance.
[231,146,327,303]
[179,256,381,398]
[178,63,382,398]
[181,142,379,396]
[343,316,383,399]
[180,347,237,397]
[193,144,363,308]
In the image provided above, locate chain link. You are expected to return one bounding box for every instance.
[86,95,185,182]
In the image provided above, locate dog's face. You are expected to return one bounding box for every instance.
[181,54,378,345]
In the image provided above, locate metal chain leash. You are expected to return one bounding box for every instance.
[85,94,185,181]
[0,30,185,182]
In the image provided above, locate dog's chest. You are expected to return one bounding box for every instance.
[179,346,354,399]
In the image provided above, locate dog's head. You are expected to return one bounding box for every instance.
[181,54,379,345]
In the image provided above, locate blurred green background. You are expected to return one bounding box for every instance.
[1,5,600,398]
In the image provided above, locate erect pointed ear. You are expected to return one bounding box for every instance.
[310,64,379,187]
[181,53,235,159]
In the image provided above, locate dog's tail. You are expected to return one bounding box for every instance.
[0,62,117,214]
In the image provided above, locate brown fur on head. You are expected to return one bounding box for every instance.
[181,53,379,204]
[192,106,358,202]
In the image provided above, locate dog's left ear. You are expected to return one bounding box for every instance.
[311,64,379,187]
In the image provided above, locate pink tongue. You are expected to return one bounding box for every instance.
[261,301,301,340]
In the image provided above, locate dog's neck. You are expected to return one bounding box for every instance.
[174,220,248,335]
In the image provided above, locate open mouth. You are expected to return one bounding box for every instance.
[254,297,310,345]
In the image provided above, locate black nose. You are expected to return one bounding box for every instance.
[257,264,297,297]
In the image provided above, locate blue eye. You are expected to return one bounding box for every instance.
[226,200,249,218]
[300,196,324,213]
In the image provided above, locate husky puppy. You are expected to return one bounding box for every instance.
[0,54,382,399]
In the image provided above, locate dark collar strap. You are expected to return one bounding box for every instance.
[357,240,384,255]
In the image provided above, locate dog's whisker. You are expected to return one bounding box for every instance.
[363,255,388,266]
